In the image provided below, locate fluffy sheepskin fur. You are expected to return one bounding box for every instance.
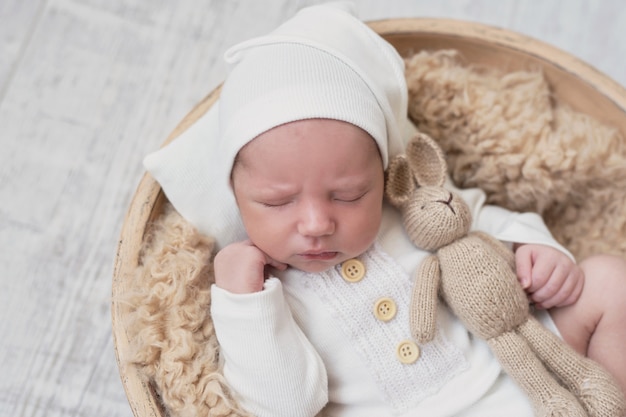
[406,50,626,260]
[122,50,626,417]
[123,204,253,417]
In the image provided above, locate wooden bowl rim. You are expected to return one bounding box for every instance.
[369,17,626,113]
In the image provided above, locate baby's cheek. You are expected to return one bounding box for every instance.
[350,208,382,249]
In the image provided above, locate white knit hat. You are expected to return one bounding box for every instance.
[144,2,409,248]
[218,2,407,170]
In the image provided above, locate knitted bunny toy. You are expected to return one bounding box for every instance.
[384,132,625,417]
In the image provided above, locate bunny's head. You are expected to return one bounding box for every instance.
[385,133,472,251]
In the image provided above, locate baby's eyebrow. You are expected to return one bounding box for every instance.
[333,174,377,189]
[332,183,370,194]
[253,184,299,198]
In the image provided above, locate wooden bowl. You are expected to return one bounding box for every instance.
[111,18,626,417]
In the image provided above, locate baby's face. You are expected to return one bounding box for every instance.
[232,118,384,273]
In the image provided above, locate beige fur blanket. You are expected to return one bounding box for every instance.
[122,50,626,417]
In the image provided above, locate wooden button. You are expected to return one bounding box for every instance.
[341,259,365,282]
[396,340,420,364]
[373,297,397,321]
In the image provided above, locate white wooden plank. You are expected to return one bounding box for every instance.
[0,0,46,96]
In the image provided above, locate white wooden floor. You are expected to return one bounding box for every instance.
[0,0,624,416]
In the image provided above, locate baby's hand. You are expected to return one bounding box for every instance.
[214,240,287,294]
[514,243,584,309]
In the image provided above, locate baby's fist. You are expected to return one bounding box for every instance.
[214,240,287,294]
[514,243,584,309]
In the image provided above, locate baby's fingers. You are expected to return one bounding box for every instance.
[264,255,288,272]
[531,267,581,309]
[523,259,557,294]
[515,250,534,290]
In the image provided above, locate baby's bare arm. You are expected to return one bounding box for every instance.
[550,255,626,394]
[214,240,287,294]
[513,243,584,309]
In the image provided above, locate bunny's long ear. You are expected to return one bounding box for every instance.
[385,154,414,208]
[406,132,447,187]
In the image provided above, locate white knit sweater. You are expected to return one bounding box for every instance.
[211,185,570,417]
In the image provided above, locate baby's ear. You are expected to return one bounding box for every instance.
[385,154,414,208]
[406,133,447,187]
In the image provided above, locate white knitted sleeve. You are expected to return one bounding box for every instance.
[475,204,575,261]
[210,277,328,417]
[446,180,575,260]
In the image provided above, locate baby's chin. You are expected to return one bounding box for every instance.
[289,262,338,274]
[286,246,374,273]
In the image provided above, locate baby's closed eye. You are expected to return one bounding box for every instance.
[332,191,367,203]
[256,199,294,208]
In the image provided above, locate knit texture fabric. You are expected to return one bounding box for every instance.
[487,332,587,417]
[402,186,472,251]
[517,318,626,416]
[437,232,528,339]
[293,242,467,412]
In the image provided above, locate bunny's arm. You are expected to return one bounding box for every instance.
[471,231,515,269]
[410,254,441,344]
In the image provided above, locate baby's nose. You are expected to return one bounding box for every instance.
[297,202,335,237]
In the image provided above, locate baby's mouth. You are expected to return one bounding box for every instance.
[299,251,338,261]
